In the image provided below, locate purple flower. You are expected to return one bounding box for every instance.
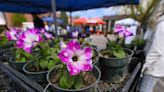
[123,30,133,37]
[16,29,43,53]
[58,40,93,75]
[71,31,78,38]
[114,25,125,33]
[60,41,67,50]
[44,32,54,39]
[5,28,21,41]
[114,25,133,38]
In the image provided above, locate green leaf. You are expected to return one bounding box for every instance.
[59,76,68,89]
[39,59,48,69]
[62,70,75,88]
[47,60,58,70]
[20,57,26,62]
[73,75,83,89]
[114,50,126,58]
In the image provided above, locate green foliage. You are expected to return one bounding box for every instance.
[12,13,26,27]
[101,41,126,58]
[73,16,80,19]
[47,60,58,70]
[59,70,75,89]
[60,11,68,25]
[39,59,48,69]
[132,37,145,46]
[15,48,33,62]
[32,41,60,71]
[73,75,83,89]
[59,70,83,89]
[0,35,9,46]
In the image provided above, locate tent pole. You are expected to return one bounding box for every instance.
[51,0,58,37]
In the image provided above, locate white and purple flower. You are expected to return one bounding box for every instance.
[5,28,21,41]
[71,31,78,38]
[16,29,43,53]
[114,25,125,33]
[58,40,93,75]
[123,30,133,37]
[44,32,54,39]
[114,25,133,38]
[60,41,67,50]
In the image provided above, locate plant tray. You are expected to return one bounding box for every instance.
[0,58,141,92]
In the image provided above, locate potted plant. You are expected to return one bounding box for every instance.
[99,25,134,83]
[46,40,101,92]
[23,29,60,83]
[2,28,34,71]
[0,31,14,55]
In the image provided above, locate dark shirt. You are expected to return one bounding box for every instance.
[33,17,44,28]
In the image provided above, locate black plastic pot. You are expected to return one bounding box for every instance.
[23,61,48,83]
[99,48,133,83]
[0,47,14,56]
[92,48,99,65]
[0,42,13,50]
[3,51,15,62]
[46,65,101,92]
[9,57,27,71]
[0,56,6,62]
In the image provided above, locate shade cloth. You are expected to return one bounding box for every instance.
[0,0,139,13]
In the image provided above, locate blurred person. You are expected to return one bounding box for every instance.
[32,14,44,28]
[85,25,90,36]
[0,12,8,33]
[139,1,164,92]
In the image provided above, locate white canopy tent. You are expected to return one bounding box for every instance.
[115,18,140,26]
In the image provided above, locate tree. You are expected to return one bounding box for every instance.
[12,13,26,27]
[129,0,160,27]
[73,15,80,19]
[60,11,68,25]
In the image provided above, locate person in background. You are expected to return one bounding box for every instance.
[139,0,164,92]
[85,25,90,36]
[0,12,8,33]
[32,14,44,28]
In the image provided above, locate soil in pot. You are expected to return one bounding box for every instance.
[47,66,101,92]
[23,62,48,83]
[26,63,48,72]
[51,72,96,89]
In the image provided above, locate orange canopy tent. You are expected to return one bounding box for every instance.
[73,17,88,25]
[87,17,106,25]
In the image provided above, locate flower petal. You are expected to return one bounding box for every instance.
[16,39,24,48]
[6,30,18,40]
[84,47,93,59]
[60,41,67,50]
[58,49,73,63]
[81,59,93,71]
[72,31,78,38]
[44,32,53,39]
[123,30,133,37]
[23,47,32,53]
[67,61,81,75]
[114,25,124,33]
[67,40,80,51]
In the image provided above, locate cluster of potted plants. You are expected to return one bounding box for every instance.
[2,28,100,91]
[1,25,143,91]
